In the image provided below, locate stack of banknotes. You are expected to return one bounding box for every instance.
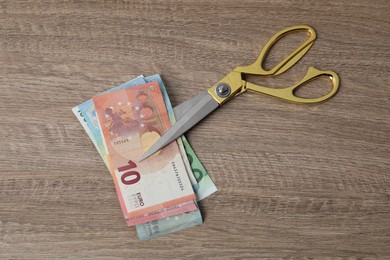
[72,74,217,240]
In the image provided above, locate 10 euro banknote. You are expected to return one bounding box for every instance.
[93,81,196,218]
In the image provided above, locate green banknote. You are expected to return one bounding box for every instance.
[181,136,217,201]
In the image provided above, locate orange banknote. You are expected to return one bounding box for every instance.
[93,81,196,219]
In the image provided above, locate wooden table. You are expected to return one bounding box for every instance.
[1,1,389,258]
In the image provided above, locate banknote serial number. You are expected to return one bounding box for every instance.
[114,137,130,146]
[171,161,184,191]
[118,160,140,185]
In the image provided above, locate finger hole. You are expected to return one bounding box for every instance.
[293,76,334,99]
[262,30,309,71]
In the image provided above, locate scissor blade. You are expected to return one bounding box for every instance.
[140,92,219,161]
[173,91,208,121]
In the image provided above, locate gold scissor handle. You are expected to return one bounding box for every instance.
[208,25,339,105]
[245,67,339,103]
[236,25,316,76]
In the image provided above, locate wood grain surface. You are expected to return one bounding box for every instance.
[1,0,389,259]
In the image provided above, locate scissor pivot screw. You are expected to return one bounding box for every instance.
[215,83,231,98]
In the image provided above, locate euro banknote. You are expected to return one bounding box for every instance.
[181,136,217,201]
[136,207,203,240]
[93,81,196,218]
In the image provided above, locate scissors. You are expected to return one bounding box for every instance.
[140,25,339,161]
